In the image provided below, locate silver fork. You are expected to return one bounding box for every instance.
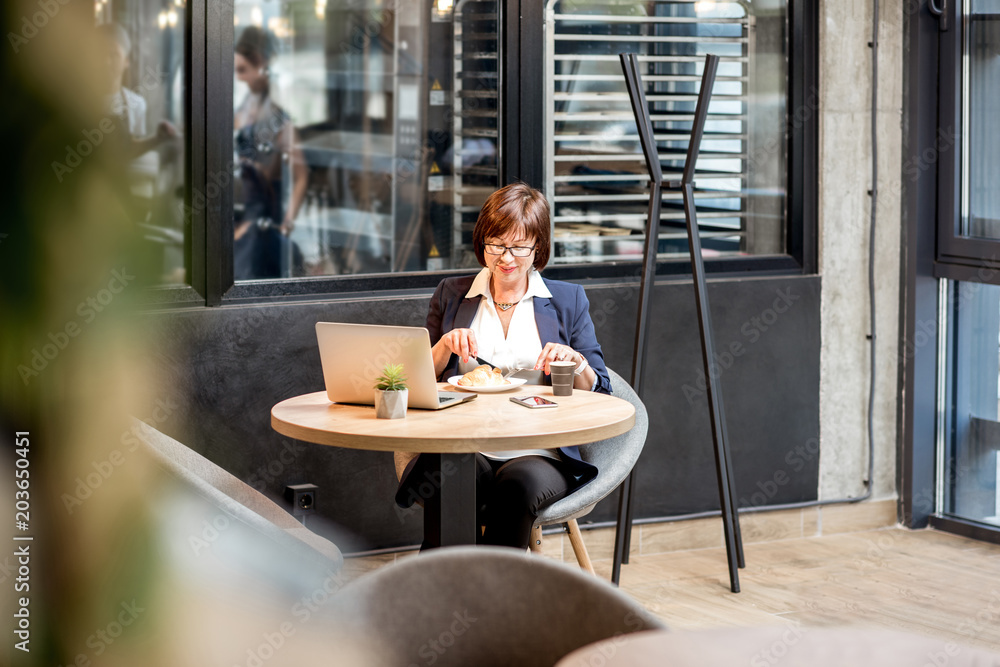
[503,364,525,380]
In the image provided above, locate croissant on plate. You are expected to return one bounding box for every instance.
[458,364,509,387]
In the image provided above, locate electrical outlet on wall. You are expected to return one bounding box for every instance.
[284,483,318,517]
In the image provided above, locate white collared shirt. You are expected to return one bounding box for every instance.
[107,87,147,137]
[462,267,559,462]
[458,267,552,377]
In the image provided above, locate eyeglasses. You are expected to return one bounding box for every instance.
[484,243,536,257]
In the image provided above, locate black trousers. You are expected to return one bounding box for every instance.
[395,454,574,550]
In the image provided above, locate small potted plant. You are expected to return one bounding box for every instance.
[374,363,408,419]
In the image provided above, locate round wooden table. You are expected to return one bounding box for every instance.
[555,627,1000,667]
[272,383,635,546]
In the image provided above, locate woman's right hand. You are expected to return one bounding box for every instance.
[436,328,478,364]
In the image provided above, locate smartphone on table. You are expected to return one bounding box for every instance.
[510,395,558,409]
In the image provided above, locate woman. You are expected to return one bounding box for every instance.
[395,183,612,550]
[232,26,307,279]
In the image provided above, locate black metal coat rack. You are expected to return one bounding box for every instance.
[611,53,744,593]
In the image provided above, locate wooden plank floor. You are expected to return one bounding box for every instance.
[344,526,1000,652]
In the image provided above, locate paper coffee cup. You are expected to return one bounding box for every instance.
[550,361,575,395]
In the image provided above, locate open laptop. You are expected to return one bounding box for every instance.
[315,322,477,410]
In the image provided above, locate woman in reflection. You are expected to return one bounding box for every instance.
[395,183,612,550]
[233,26,307,279]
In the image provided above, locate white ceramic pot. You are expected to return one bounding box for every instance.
[374,388,408,419]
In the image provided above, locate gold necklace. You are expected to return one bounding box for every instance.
[491,274,526,311]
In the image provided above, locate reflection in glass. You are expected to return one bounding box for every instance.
[940,280,1000,526]
[961,5,1000,239]
[543,0,787,263]
[233,25,308,279]
[96,4,187,285]
[231,0,498,280]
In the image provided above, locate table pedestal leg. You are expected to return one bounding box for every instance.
[423,452,478,547]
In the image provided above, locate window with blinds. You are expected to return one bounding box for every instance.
[451,0,500,269]
[544,0,787,265]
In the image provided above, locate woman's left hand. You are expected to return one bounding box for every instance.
[535,343,584,375]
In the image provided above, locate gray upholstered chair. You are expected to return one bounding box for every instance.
[132,417,344,572]
[393,368,647,573]
[327,546,665,667]
[531,367,648,574]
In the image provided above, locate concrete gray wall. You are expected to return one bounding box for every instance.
[818,0,904,502]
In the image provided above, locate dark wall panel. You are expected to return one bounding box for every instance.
[143,275,820,551]
[586,275,821,524]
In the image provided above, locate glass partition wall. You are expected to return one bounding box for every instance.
[104,0,808,297]
[228,0,788,279]
[542,0,787,264]
[230,0,499,280]
[95,0,189,286]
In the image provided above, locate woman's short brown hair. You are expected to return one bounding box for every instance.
[472,183,551,271]
[235,26,276,68]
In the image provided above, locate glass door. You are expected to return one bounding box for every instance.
[933,2,1000,530]
[938,279,1000,527]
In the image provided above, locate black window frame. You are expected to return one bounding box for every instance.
[901,0,1000,544]
[935,0,1000,281]
[931,0,1000,544]
[149,0,818,308]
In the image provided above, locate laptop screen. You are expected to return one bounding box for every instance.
[315,322,450,410]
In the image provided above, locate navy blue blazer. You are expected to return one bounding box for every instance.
[426,273,612,488]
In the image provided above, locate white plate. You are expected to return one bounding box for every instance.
[447,376,528,393]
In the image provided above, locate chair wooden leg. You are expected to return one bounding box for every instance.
[565,520,596,575]
[529,524,543,553]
